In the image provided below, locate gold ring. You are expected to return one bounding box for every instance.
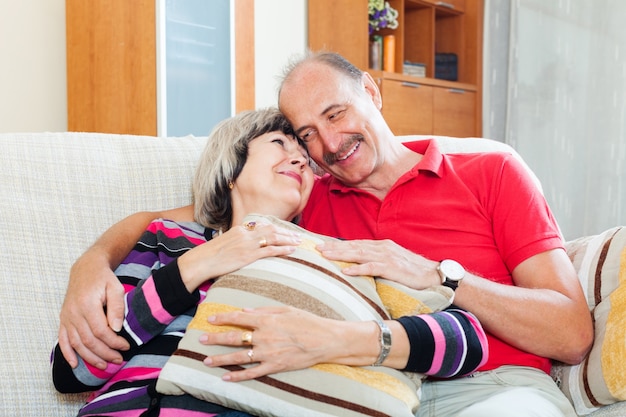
[247,349,255,362]
[259,237,268,248]
[243,221,256,231]
[241,331,253,345]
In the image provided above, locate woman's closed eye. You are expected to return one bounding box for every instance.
[272,137,286,146]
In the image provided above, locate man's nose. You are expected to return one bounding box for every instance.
[317,127,343,153]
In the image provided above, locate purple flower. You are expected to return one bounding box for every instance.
[368,1,399,33]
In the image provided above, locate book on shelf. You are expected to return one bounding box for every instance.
[403,61,426,77]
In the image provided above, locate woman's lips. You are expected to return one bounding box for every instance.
[280,170,302,185]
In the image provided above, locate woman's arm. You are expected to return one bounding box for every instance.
[59,208,300,370]
[395,308,488,376]
[198,304,489,382]
[58,206,195,369]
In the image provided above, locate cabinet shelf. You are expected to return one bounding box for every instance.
[371,70,477,91]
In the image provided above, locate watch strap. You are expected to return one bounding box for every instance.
[442,278,459,291]
[372,319,392,366]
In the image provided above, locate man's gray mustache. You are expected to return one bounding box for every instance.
[322,135,363,165]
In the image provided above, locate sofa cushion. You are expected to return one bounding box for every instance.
[552,226,626,415]
[0,132,207,416]
[156,214,453,417]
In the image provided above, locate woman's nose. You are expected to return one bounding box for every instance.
[290,151,308,168]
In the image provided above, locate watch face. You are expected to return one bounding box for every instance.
[441,259,465,281]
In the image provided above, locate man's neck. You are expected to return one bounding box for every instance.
[356,141,423,200]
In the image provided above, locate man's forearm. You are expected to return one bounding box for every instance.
[79,205,195,271]
[87,211,162,269]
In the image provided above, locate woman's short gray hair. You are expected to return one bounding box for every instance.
[193,107,296,230]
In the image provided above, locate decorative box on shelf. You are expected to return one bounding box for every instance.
[435,53,458,81]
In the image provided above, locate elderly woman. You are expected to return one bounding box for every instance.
[52,108,314,416]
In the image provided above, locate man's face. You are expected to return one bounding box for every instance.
[279,63,386,188]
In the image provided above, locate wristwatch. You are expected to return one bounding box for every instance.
[437,259,465,291]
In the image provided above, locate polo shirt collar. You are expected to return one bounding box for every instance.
[404,138,445,177]
[325,138,445,192]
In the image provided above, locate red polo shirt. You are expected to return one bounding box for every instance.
[300,139,563,374]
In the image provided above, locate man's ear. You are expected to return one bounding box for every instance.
[361,72,383,111]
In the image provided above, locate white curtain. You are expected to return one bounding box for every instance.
[484,0,626,240]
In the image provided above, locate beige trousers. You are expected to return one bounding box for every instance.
[416,366,576,417]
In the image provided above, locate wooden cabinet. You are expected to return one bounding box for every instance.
[308,0,483,137]
[66,0,255,136]
[433,86,476,136]
[381,79,433,135]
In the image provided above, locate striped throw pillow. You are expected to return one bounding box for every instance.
[551,226,626,415]
[156,214,453,417]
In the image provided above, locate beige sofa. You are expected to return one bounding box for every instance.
[1,131,624,416]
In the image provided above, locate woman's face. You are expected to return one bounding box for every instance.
[230,131,314,223]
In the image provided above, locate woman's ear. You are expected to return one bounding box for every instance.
[361,72,383,111]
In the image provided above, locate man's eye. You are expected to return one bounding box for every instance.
[329,110,343,121]
[301,131,313,142]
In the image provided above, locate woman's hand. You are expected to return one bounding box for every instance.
[317,239,440,290]
[178,223,303,292]
[198,306,383,382]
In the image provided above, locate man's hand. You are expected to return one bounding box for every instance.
[58,252,129,370]
[316,238,440,289]
[58,212,302,369]
[57,206,195,369]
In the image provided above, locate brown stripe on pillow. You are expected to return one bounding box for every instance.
[594,228,620,306]
[278,254,389,319]
[581,354,600,407]
[175,348,206,362]
[171,350,396,417]
[213,274,344,320]
[583,228,620,408]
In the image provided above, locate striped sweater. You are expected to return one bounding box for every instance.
[52,219,487,416]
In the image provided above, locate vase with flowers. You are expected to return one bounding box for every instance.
[368,0,399,71]
[368,0,399,35]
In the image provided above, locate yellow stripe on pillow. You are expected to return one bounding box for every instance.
[188,303,243,333]
[603,246,626,399]
[313,363,419,408]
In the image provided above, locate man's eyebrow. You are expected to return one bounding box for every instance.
[321,103,342,115]
[294,125,311,137]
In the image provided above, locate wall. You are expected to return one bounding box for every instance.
[0,0,67,132]
[255,0,307,108]
[0,0,307,133]
[484,0,626,240]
